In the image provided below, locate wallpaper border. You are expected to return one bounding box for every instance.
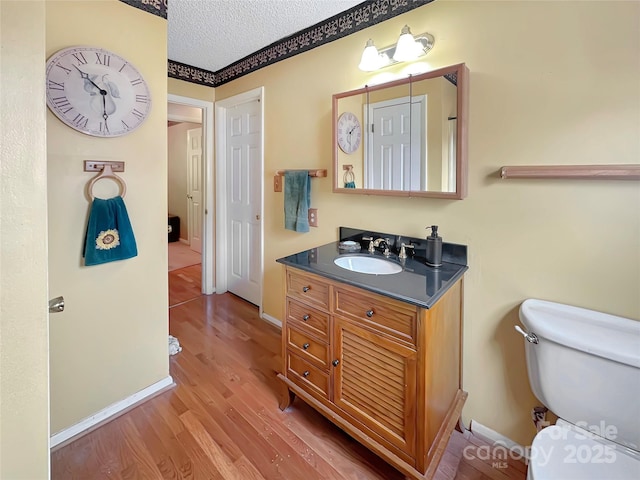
[119,0,167,19]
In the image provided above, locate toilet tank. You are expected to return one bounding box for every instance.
[519,299,640,452]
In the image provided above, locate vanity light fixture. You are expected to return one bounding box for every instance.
[358,25,434,72]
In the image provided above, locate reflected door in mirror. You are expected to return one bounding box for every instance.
[366,95,424,191]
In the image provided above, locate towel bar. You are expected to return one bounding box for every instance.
[274,169,326,192]
[499,164,640,180]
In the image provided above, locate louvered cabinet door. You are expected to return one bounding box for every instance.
[333,317,418,463]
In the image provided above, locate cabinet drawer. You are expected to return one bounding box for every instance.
[333,286,417,346]
[286,353,329,399]
[286,269,330,310]
[286,298,330,341]
[286,326,329,369]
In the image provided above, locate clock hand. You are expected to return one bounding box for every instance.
[73,65,107,95]
[102,95,109,130]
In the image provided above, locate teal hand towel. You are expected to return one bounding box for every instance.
[284,171,310,233]
[83,196,138,266]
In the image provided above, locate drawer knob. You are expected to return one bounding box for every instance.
[332,359,340,367]
[303,370,310,377]
[366,309,374,318]
[302,314,310,321]
[302,343,310,350]
[302,286,310,292]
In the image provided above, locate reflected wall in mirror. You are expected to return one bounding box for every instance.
[333,63,469,199]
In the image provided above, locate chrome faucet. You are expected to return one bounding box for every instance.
[362,236,374,252]
[398,243,415,259]
[362,236,391,255]
[371,237,391,256]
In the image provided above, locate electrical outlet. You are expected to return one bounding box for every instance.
[308,208,318,227]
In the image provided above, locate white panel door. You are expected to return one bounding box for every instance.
[370,102,411,190]
[187,127,202,254]
[366,96,425,191]
[226,100,261,305]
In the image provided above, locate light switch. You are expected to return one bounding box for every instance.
[308,208,318,227]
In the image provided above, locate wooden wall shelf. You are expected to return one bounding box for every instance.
[274,169,327,192]
[500,165,640,180]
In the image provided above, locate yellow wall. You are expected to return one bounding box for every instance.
[214,0,640,446]
[46,0,169,433]
[168,77,214,103]
[0,2,50,477]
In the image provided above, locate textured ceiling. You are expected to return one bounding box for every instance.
[168,0,363,73]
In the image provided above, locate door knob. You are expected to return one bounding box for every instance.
[49,296,65,313]
[187,194,193,199]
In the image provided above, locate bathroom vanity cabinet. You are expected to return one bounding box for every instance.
[277,265,467,480]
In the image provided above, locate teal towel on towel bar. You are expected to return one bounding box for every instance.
[284,170,310,233]
[83,196,138,266]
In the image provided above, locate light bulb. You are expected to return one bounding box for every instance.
[358,39,383,71]
[392,25,421,62]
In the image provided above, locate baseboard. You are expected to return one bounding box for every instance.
[50,375,175,451]
[179,238,189,245]
[470,419,530,461]
[261,312,282,329]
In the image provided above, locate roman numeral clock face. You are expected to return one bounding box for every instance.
[337,112,361,154]
[45,46,151,137]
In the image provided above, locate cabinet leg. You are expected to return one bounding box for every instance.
[279,384,295,410]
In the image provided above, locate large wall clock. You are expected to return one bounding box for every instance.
[337,111,361,154]
[45,46,152,137]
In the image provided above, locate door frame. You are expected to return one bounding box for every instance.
[214,87,265,311]
[168,94,214,294]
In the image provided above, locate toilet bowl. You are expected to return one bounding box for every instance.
[528,419,640,479]
[517,299,640,480]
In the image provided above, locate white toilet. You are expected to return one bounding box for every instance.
[517,299,640,479]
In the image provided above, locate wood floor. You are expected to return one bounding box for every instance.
[169,264,203,307]
[51,265,528,480]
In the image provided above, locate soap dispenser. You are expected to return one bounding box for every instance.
[425,225,442,267]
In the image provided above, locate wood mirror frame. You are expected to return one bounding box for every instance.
[332,63,469,199]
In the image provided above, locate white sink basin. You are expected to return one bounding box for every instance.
[334,255,402,275]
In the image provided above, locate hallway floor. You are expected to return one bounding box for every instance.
[169,264,202,307]
[169,241,201,272]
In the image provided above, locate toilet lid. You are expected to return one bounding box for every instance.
[529,424,640,480]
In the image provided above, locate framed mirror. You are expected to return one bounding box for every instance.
[333,63,469,199]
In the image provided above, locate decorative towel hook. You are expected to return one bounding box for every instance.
[84,160,127,199]
[343,164,356,188]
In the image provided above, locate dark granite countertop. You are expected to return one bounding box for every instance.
[276,234,468,309]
